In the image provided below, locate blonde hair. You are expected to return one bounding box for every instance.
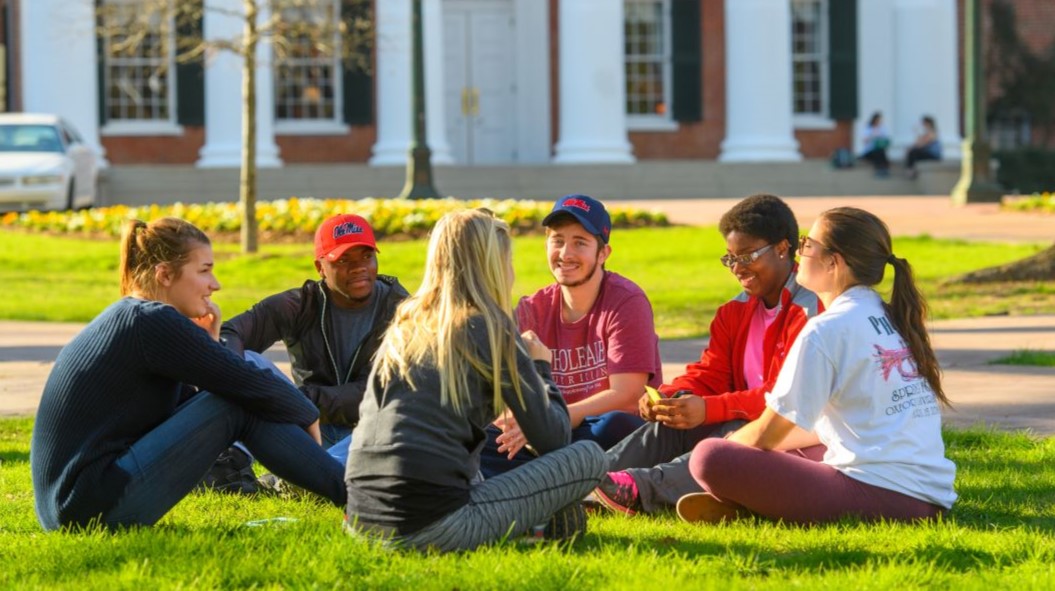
[119,218,211,298]
[376,209,524,414]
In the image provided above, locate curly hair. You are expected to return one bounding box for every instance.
[718,193,799,257]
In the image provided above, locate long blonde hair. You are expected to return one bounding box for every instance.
[119,217,210,298]
[376,210,525,414]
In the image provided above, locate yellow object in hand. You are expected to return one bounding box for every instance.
[645,385,664,404]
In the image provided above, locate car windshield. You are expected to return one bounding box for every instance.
[0,125,65,153]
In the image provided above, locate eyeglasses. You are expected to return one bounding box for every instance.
[799,234,832,257]
[720,243,775,268]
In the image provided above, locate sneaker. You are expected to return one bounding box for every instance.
[676,492,742,524]
[543,502,587,542]
[195,446,258,495]
[593,471,640,515]
[581,491,605,514]
[256,473,310,500]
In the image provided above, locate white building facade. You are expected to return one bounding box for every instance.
[12,0,963,168]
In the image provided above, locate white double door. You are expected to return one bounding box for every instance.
[443,0,517,164]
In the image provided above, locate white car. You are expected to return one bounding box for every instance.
[0,113,99,212]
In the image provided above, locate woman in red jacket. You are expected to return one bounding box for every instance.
[593,194,822,515]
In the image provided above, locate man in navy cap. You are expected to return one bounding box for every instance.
[480,194,663,477]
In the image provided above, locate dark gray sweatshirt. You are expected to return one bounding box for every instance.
[345,316,570,536]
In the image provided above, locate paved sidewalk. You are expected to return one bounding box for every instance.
[620,195,1055,243]
[2,315,1053,434]
[1,196,1053,434]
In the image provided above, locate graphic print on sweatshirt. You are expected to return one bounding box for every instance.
[868,314,939,419]
[550,340,608,404]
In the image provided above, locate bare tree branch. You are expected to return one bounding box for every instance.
[95,0,375,253]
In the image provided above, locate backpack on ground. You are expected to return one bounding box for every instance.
[831,147,855,169]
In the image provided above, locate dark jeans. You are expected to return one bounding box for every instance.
[859,147,890,171]
[906,147,940,170]
[605,418,746,513]
[479,411,644,479]
[244,350,351,465]
[105,392,346,527]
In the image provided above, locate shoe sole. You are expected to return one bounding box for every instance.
[543,503,587,541]
[592,486,638,516]
[676,492,740,523]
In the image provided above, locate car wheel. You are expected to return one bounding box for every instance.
[66,180,76,211]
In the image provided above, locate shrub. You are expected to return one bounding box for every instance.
[1002,192,1055,214]
[994,148,1055,194]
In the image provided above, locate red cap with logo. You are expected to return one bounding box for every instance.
[314,214,378,261]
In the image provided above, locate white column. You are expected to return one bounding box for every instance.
[856,0,896,156]
[252,2,282,167]
[514,0,551,163]
[423,0,453,165]
[20,0,108,165]
[893,0,962,160]
[197,0,282,168]
[719,0,801,162]
[371,0,451,166]
[553,0,634,164]
[369,0,411,165]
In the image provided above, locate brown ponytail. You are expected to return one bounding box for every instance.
[118,217,210,298]
[886,255,947,407]
[819,207,948,407]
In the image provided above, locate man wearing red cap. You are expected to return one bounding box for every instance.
[219,214,408,468]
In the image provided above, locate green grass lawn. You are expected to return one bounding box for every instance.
[991,350,1055,367]
[1,227,1051,338]
[1,418,1052,589]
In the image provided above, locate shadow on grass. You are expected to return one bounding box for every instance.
[0,450,29,463]
[585,527,1007,573]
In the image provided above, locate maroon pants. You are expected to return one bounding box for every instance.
[688,439,945,524]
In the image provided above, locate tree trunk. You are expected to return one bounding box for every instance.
[947,243,1055,284]
[240,0,259,254]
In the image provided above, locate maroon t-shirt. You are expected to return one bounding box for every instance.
[516,272,662,406]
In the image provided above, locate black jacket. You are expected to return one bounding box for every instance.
[221,276,408,427]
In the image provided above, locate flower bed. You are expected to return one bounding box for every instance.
[1002,192,1055,214]
[0,197,669,240]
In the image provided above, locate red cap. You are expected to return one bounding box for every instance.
[314,214,378,261]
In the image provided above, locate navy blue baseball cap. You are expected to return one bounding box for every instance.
[542,194,612,244]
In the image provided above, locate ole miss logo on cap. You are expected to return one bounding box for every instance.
[333,221,365,239]
[562,198,591,212]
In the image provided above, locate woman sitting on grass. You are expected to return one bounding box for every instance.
[678,207,957,524]
[31,218,346,530]
[345,209,607,551]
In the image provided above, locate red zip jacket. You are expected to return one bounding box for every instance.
[659,269,821,424]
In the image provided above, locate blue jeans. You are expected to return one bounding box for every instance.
[244,351,351,465]
[327,433,352,466]
[105,392,346,527]
[479,411,645,479]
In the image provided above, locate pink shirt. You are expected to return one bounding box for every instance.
[743,301,780,390]
[517,272,662,405]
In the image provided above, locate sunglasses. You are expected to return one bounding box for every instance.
[799,234,833,257]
